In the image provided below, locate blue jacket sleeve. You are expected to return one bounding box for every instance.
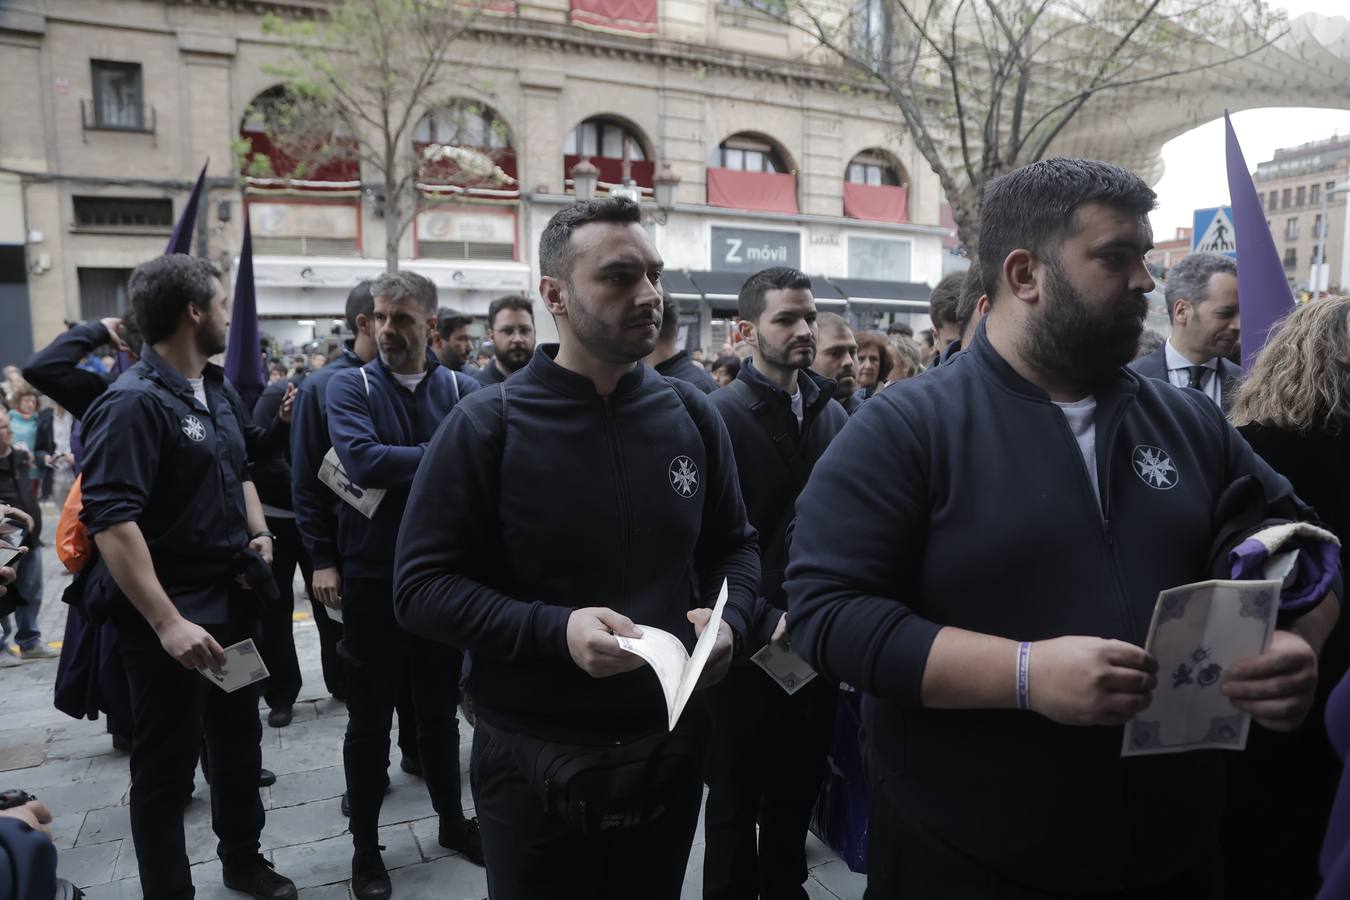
[674,380,761,646]
[291,379,339,569]
[326,369,425,489]
[0,816,59,900]
[785,396,943,705]
[22,321,114,419]
[78,390,164,536]
[394,393,573,661]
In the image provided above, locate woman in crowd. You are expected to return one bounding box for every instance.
[855,331,892,400]
[710,355,740,388]
[883,338,925,387]
[8,387,50,499]
[1228,294,1350,899]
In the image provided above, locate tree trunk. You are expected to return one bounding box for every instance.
[385,170,400,272]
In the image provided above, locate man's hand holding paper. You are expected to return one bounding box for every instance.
[566,607,646,678]
[1222,628,1318,732]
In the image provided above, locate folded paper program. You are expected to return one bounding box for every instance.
[1229,521,1341,612]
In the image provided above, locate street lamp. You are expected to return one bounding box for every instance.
[570,158,599,202]
[1312,177,1350,302]
[653,162,681,224]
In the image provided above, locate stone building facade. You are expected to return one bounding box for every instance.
[1255,135,1350,296]
[0,0,952,362]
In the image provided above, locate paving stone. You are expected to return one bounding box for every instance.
[48,811,85,850]
[267,763,347,809]
[298,884,353,900]
[804,858,868,899]
[4,755,91,790]
[386,853,488,900]
[680,839,704,900]
[77,804,131,846]
[263,798,354,851]
[34,776,128,815]
[269,822,420,890]
[56,839,122,888]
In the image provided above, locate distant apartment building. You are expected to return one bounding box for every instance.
[1254,134,1350,295]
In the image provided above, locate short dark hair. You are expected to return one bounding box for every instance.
[737,267,812,323]
[345,281,375,333]
[129,254,217,345]
[929,271,965,327]
[538,197,642,282]
[886,321,913,338]
[956,265,985,331]
[1164,252,1237,322]
[659,291,680,343]
[817,311,851,336]
[372,271,437,315]
[436,307,473,339]
[487,295,533,330]
[978,158,1156,305]
[712,355,740,378]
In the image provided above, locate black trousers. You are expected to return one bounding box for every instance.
[340,573,462,849]
[703,665,837,900]
[470,724,703,900]
[116,615,265,900]
[862,745,1222,900]
[257,515,310,710]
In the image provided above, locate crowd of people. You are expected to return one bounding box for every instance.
[5,155,1350,900]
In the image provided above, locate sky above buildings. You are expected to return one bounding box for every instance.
[1150,0,1350,240]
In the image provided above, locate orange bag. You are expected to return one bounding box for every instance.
[56,473,92,573]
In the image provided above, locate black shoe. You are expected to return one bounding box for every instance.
[351,847,391,900]
[111,734,132,753]
[399,755,422,777]
[438,817,484,866]
[258,768,277,788]
[222,854,297,900]
[267,706,294,728]
[341,791,350,817]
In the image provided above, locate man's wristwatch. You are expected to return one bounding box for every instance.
[250,530,276,542]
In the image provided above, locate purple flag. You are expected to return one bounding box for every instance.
[224,216,265,411]
[1224,111,1294,373]
[166,161,208,256]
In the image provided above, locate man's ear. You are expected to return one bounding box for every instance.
[1003,249,1040,305]
[1173,299,1190,327]
[540,275,567,317]
[736,318,756,347]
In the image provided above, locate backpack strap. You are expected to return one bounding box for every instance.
[725,378,812,488]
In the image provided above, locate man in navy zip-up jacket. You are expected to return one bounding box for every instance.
[705,268,848,900]
[787,159,1337,897]
[395,197,759,900]
[325,271,481,899]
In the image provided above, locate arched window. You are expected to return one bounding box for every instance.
[845,150,905,187]
[564,117,654,191]
[414,100,517,188]
[711,134,788,174]
[238,86,360,187]
[843,149,909,223]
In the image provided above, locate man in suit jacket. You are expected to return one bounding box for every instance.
[1130,252,1241,411]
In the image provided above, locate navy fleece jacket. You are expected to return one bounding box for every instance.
[394,345,760,743]
[786,322,1322,894]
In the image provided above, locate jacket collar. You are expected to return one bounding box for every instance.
[968,318,1138,403]
[654,350,692,375]
[138,344,222,407]
[528,344,648,401]
[740,358,836,416]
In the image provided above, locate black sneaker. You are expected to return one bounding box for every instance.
[258,768,277,788]
[267,706,293,728]
[351,847,391,900]
[341,791,350,818]
[438,816,484,866]
[399,755,422,777]
[221,855,297,900]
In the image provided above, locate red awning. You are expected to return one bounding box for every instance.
[706,168,798,214]
[569,0,657,34]
[843,182,908,223]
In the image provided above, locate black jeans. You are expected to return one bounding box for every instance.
[116,615,265,900]
[257,515,311,710]
[703,665,837,900]
[340,573,462,849]
[470,723,703,900]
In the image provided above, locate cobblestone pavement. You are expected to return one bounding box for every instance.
[1,544,866,899]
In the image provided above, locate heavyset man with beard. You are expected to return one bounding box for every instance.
[786,158,1337,897]
[472,294,536,385]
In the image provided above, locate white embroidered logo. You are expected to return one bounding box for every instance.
[181,415,206,442]
[669,456,699,498]
[1132,445,1177,490]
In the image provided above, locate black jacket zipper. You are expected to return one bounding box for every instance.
[602,397,632,614]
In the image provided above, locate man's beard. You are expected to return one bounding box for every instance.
[567,287,659,364]
[1023,258,1145,390]
[497,344,531,372]
[760,334,815,373]
[380,347,411,370]
[440,345,465,370]
[198,320,227,357]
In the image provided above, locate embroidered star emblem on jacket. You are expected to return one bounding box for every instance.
[1132,445,1177,490]
[181,415,206,442]
[669,456,699,498]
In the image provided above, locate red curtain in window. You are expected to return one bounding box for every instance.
[843,182,908,223]
[240,129,359,189]
[569,0,658,35]
[706,168,798,214]
[563,155,655,189]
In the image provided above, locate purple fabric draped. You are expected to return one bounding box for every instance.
[1224,112,1294,373]
[223,216,264,411]
[166,161,208,256]
[1229,535,1341,612]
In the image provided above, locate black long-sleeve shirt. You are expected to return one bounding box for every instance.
[395,345,760,743]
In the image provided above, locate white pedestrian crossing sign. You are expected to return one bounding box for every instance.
[1192,206,1237,258]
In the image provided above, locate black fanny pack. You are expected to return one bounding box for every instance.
[490,724,698,835]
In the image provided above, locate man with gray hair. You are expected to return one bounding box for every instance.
[325,270,484,897]
[1130,252,1241,411]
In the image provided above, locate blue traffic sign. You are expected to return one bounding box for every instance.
[1192,207,1237,258]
